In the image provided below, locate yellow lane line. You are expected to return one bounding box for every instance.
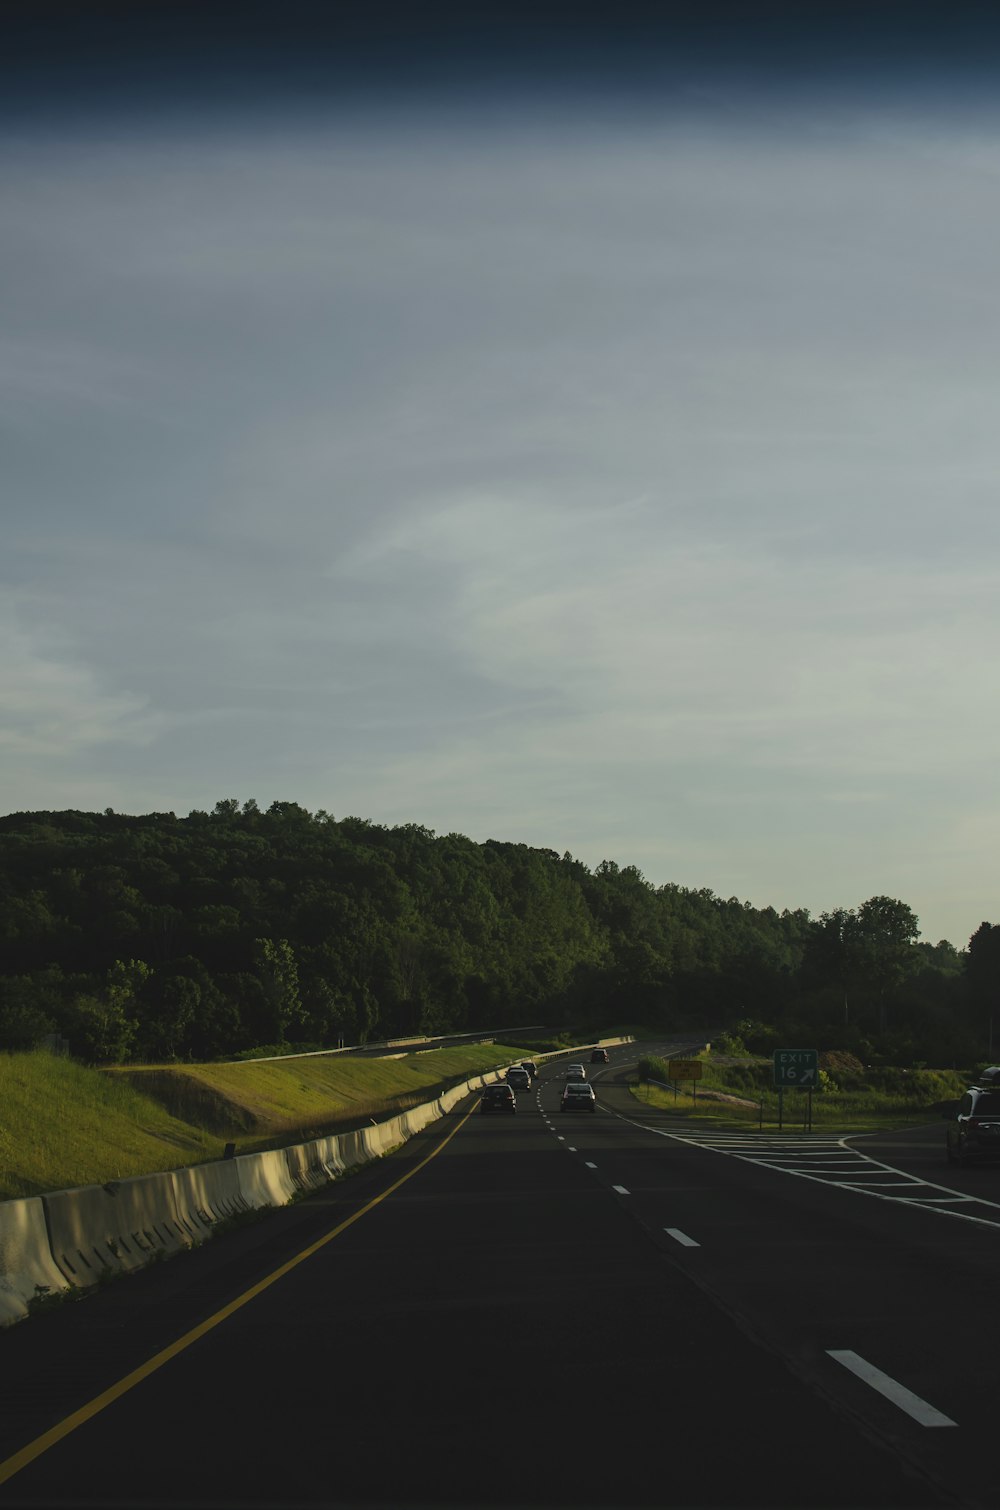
[0,1101,478,1489]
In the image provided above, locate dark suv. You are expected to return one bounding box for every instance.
[561,1081,597,1113]
[481,1084,517,1115]
[946,1082,1000,1165]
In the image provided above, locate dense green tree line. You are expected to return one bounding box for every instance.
[0,801,987,1065]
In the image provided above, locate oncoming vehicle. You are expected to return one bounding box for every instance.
[946,1079,1000,1164]
[481,1084,517,1115]
[561,1082,597,1113]
[590,1048,609,1063]
[565,1064,587,1081]
[505,1066,531,1093]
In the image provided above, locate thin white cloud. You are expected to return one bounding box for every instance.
[0,597,164,764]
[0,337,153,421]
[365,491,999,770]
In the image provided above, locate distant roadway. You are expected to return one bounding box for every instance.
[0,1036,996,1509]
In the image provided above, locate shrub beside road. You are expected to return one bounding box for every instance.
[633,1051,967,1131]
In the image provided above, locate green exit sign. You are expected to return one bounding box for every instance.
[773,1049,819,1088]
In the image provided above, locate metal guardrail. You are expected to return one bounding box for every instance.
[220,1025,551,1066]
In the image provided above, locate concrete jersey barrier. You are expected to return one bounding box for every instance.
[0,1196,72,1324]
[283,1142,330,1196]
[170,1158,250,1237]
[237,1150,297,1210]
[43,1169,191,1287]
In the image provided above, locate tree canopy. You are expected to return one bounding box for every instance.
[0,803,979,1065]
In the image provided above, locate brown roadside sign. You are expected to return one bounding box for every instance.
[669,1059,703,1080]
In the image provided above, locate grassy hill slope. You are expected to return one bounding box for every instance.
[0,1042,534,1200]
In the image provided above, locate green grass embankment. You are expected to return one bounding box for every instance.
[0,1041,535,1201]
[632,1054,967,1132]
[111,1043,535,1141]
[0,1052,222,1201]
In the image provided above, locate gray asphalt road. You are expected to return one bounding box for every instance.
[0,1041,988,1509]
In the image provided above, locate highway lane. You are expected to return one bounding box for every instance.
[543,1050,1000,1507]
[852,1121,1000,1194]
[0,1043,966,1510]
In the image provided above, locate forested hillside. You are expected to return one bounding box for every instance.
[0,801,989,1066]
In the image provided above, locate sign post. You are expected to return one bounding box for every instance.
[772,1050,818,1131]
[669,1059,703,1109]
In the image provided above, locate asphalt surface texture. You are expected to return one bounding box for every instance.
[1,1038,997,1510]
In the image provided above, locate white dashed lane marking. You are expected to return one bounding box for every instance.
[827,1351,957,1428]
[612,1185,630,1195]
[665,1228,700,1248]
[585,1162,597,1169]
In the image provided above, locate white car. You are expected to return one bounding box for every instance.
[565,1064,587,1081]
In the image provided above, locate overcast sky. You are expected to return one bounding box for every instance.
[3,4,999,947]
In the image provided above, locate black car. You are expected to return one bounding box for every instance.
[520,1060,538,1080]
[481,1084,517,1115]
[946,1083,1000,1164]
[590,1048,609,1063]
[505,1066,531,1093]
